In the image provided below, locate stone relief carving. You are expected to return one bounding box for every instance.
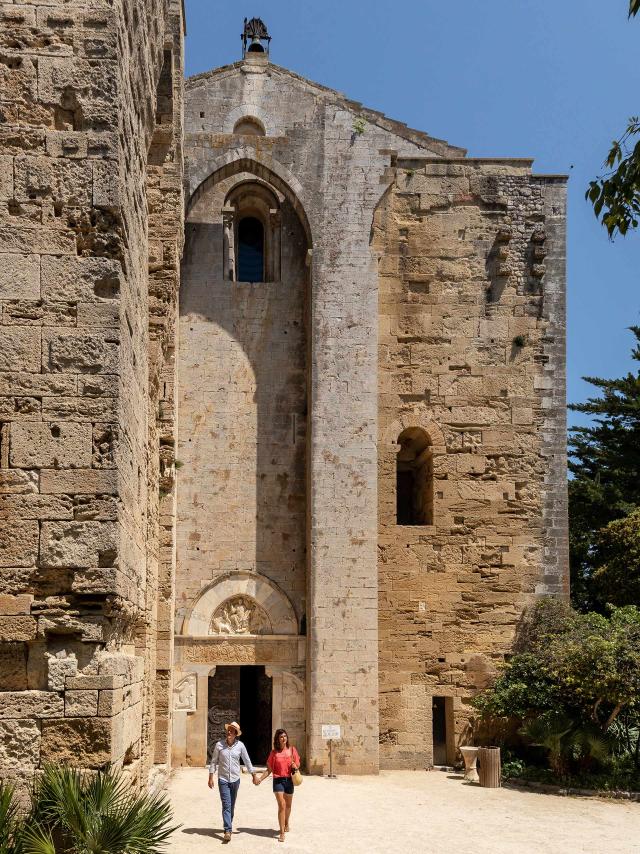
[173,673,197,711]
[182,640,296,665]
[210,595,272,636]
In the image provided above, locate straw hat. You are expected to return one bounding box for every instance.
[225,721,242,737]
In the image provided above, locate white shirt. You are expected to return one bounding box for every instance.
[208,738,256,782]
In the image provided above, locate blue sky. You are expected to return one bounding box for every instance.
[184,1,639,425]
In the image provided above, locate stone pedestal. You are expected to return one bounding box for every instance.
[460,746,479,783]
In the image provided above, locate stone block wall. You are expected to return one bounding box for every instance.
[374,158,568,768]
[177,173,308,621]
[0,0,184,791]
[181,58,466,774]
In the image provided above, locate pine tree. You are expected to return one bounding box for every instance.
[569,326,640,610]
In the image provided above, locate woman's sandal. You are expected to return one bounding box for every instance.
[278,832,285,842]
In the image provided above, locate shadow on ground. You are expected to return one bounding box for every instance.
[182,828,223,840]
[182,826,278,840]
[237,827,279,838]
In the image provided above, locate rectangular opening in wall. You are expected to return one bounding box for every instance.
[240,665,272,764]
[396,428,433,525]
[432,696,448,765]
[207,665,272,766]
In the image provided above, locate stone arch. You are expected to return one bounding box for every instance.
[383,417,446,455]
[233,116,266,137]
[224,179,282,282]
[186,149,312,248]
[224,103,278,136]
[182,571,299,637]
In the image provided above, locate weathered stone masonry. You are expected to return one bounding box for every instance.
[174,48,567,775]
[0,10,568,785]
[375,159,568,767]
[0,0,184,792]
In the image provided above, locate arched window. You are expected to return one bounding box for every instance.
[237,216,265,282]
[223,181,281,283]
[396,427,433,525]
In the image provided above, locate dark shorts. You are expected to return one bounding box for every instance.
[272,776,294,795]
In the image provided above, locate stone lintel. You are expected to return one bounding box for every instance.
[174,635,305,667]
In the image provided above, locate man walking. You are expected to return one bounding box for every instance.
[207,721,260,843]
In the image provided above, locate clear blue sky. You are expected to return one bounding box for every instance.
[184,1,639,426]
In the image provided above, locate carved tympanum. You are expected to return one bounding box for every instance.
[209,595,272,635]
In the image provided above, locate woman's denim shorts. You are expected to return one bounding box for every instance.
[272,776,294,795]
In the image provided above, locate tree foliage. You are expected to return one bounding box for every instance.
[592,508,640,607]
[586,2,639,237]
[568,326,640,610]
[472,599,640,777]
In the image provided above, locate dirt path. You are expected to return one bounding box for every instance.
[166,768,639,854]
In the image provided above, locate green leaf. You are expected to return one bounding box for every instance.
[19,825,56,854]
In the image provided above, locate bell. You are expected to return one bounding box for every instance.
[247,36,264,53]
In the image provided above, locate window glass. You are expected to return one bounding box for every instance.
[237,216,264,282]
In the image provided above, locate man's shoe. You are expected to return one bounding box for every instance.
[223,831,231,843]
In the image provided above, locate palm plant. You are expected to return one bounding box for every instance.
[20,765,178,854]
[520,712,612,777]
[0,782,23,854]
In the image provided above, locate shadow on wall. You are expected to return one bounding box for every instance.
[178,168,310,631]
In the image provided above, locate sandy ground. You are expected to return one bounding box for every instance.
[166,767,640,854]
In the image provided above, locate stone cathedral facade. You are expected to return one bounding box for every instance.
[0,7,567,790]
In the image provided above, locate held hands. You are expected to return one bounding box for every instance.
[252,773,261,786]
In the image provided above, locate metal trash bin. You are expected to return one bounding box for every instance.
[477,746,501,788]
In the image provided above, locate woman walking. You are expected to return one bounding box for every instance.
[255,728,300,843]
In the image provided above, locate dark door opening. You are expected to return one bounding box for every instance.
[240,666,272,764]
[207,665,272,766]
[432,696,448,766]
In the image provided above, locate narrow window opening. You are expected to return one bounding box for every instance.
[237,216,264,282]
[396,427,433,525]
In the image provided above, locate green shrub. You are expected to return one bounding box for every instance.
[472,599,640,783]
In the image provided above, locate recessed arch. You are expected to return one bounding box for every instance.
[187,151,312,250]
[182,571,299,637]
[224,179,281,283]
[233,116,265,136]
[223,104,278,136]
[383,417,446,454]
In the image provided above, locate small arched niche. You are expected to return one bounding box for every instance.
[396,427,433,525]
[233,116,266,137]
[222,180,281,283]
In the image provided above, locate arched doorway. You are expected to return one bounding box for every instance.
[173,574,305,768]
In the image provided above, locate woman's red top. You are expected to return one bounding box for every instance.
[267,746,300,778]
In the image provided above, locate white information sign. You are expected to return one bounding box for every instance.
[321,724,341,740]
